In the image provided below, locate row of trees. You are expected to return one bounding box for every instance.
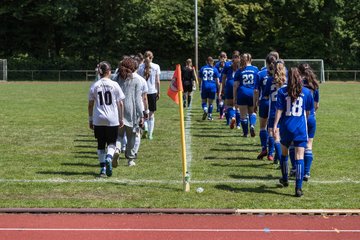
[1,0,359,70]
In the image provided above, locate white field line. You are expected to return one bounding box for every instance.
[0,178,359,184]
[0,228,359,233]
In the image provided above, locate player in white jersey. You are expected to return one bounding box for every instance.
[88,61,125,177]
[137,51,161,140]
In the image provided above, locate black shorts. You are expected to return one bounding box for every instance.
[147,93,157,112]
[94,125,119,145]
[183,82,193,93]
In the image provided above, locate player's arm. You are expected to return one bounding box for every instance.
[117,100,124,128]
[88,100,94,130]
[233,81,239,106]
[253,89,259,113]
[156,73,160,100]
[272,109,283,136]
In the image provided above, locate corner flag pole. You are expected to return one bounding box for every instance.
[175,65,190,192]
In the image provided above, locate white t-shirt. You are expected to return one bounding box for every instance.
[88,78,125,126]
[138,62,161,94]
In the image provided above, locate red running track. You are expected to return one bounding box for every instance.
[0,214,359,240]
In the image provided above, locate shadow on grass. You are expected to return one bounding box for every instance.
[193,134,240,138]
[210,148,258,153]
[204,156,254,161]
[62,162,99,167]
[74,145,95,149]
[211,162,270,168]
[229,174,278,180]
[74,139,97,143]
[73,151,97,155]
[74,155,98,160]
[215,184,292,196]
[37,171,98,177]
[218,142,259,147]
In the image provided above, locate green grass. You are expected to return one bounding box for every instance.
[0,81,359,209]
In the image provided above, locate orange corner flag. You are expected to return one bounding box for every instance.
[167,64,183,104]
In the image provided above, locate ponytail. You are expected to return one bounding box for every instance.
[298,63,319,91]
[288,67,303,103]
[144,51,153,81]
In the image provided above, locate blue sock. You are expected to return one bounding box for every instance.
[259,129,268,151]
[274,141,282,161]
[208,104,213,114]
[240,119,248,135]
[249,113,257,127]
[268,136,275,157]
[304,149,313,176]
[201,102,207,111]
[280,155,288,181]
[227,107,234,125]
[236,111,241,127]
[289,146,296,171]
[296,159,305,189]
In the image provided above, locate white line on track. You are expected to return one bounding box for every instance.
[0,179,359,184]
[0,228,359,233]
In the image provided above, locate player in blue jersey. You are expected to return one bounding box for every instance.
[234,53,259,137]
[273,67,314,197]
[254,53,278,160]
[215,52,230,118]
[263,59,287,163]
[220,53,241,127]
[298,63,320,181]
[199,56,221,120]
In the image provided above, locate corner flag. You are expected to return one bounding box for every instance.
[167,64,183,104]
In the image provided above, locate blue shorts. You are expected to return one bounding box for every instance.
[236,92,254,107]
[259,99,269,119]
[307,115,316,138]
[201,90,216,100]
[280,140,307,148]
[225,79,234,100]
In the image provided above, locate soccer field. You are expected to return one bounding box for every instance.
[0,81,359,209]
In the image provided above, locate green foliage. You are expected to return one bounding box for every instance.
[0,0,359,69]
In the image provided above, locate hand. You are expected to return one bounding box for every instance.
[253,105,258,114]
[139,117,144,128]
[89,121,94,130]
[156,93,160,101]
[119,120,124,128]
[143,112,149,120]
[273,127,279,137]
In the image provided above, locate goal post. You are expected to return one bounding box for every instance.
[0,59,7,81]
[283,59,325,83]
[252,59,325,83]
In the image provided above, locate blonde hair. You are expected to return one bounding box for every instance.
[273,59,286,87]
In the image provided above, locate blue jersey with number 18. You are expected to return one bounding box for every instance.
[276,86,314,143]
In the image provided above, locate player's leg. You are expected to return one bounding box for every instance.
[104,126,119,177]
[294,142,306,197]
[94,126,107,177]
[279,143,289,187]
[124,126,137,166]
[239,105,249,137]
[304,138,314,181]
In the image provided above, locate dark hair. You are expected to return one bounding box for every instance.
[266,54,277,76]
[298,63,319,91]
[144,50,153,80]
[206,56,214,66]
[97,61,111,78]
[118,57,138,80]
[288,67,303,103]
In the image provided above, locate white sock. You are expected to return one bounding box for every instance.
[148,116,155,136]
[97,149,106,163]
[144,120,149,131]
[134,132,141,153]
[107,144,116,158]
